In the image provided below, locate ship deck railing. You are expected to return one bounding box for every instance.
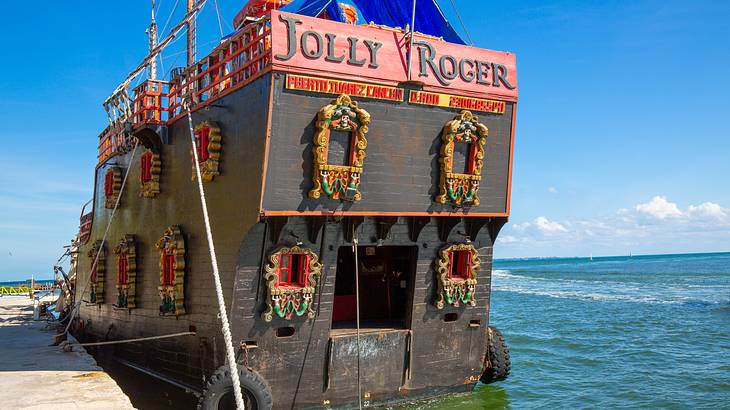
[97,15,273,165]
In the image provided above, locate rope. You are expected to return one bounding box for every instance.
[213,0,225,39]
[186,107,245,410]
[63,140,140,337]
[66,331,195,347]
[352,225,362,410]
[448,0,474,46]
[161,0,181,38]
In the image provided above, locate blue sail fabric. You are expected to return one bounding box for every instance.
[280,0,466,44]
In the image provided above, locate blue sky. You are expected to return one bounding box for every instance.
[1,0,728,281]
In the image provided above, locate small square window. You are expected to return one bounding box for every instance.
[449,250,472,280]
[278,253,309,287]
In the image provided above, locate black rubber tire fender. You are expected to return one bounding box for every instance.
[198,365,273,410]
[480,325,511,384]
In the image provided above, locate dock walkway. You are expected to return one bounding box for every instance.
[0,296,134,409]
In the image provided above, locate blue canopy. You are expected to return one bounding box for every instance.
[280,0,466,44]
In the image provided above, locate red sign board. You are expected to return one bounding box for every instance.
[270,11,518,101]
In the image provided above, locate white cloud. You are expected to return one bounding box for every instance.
[635,196,683,219]
[688,202,727,219]
[498,196,730,258]
[534,216,568,233]
[548,187,558,194]
[497,235,519,244]
[512,222,531,231]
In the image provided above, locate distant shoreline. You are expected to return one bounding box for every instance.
[495,250,730,262]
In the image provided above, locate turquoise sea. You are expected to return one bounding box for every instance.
[418,252,730,409]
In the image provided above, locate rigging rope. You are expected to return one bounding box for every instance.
[161,0,181,38]
[448,0,474,46]
[65,331,196,348]
[63,140,141,337]
[352,225,363,410]
[186,106,245,410]
[213,0,225,39]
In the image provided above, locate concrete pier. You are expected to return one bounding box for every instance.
[0,296,134,409]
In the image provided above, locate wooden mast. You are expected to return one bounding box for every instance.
[148,0,158,80]
[187,0,196,67]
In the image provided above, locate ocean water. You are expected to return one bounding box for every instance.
[411,252,730,409]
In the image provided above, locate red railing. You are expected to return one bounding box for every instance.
[132,80,169,127]
[98,15,272,164]
[168,15,272,119]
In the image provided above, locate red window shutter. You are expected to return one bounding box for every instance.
[197,127,210,162]
[463,251,472,279]
[298,255,310,287]
[467,144,478,174]
[278,254,292,285]
[162,254,175,286]
[118,255,127,285]
[104,171,114,197]
[141,153,152,183]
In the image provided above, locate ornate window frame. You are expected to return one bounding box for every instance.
[87,240,106,304]
[140,148,161,198]
[309,94,370,202]
[435,110,489,206]
[113,235,137,309]
[262,246,323,322]
[156,225,186,315]
[104,167,123,209]
[434,243,480,309]
[191,121,222,182]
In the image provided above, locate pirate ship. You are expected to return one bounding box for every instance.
[71,0,517,408]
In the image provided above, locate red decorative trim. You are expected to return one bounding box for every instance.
[104,167,123,209]
[113,235,137,309]
[140,149,161,198]
[191,121,222,182]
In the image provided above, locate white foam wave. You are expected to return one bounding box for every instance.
[491,269,725,305]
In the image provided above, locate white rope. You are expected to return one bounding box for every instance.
[66,331,195,347]
[186,107,245,410]
[213,0,225,39]
[161,0,181,37]
[63,140,140,337]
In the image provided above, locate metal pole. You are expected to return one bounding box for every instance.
[186,0,196,67]
[353,227,362,410]
[406,0,417,81]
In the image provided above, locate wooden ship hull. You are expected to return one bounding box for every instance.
[72,4,517,408]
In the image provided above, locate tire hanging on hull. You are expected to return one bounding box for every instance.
[480,326,511,384]
[198,366,273,410]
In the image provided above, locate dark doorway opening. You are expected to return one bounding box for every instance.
[332,246,417,330]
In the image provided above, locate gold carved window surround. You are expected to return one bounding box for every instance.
[103,166,123,209]
[113,235,137,309]
[87,240,106,304]
[156,225,186,315]
[436,110,489,207]
[262,246,323,322]
[191,121,222,182]
[309,94,371,202]
[434,243,480,309]
[140,148,161,198]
